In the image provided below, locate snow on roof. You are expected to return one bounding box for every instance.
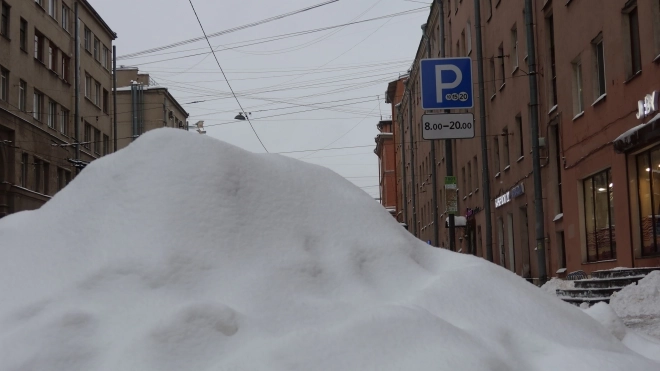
[614,112,660,144]
[115,85,167,91]
[0,128,658,370]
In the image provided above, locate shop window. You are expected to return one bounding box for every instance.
[583,168,615,262]
[637,147,660,256]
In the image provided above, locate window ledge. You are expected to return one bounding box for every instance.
[1,34,10,42]
[553,213,563,222]
[592,93,607,107]
[548,104,558,115]
[565,0,573,5]
[624,70,642,84]
[475,188,479,193]
[20,47,28,54]
[583,259,617,265]
[490,93,496,101]
[503,164,511,171]
[469,192,473,197]
[572,111,585,121]
[463,196,468,200]
[499,83,506,91]
[654,54,660,64]
[517,155,525,163]
[511,65,519,75]
[495,172,501,178]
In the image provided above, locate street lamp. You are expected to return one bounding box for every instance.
[234,112,251,120]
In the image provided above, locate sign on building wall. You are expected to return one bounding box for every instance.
[494,183,525,208]
[422,113,475,140]
[445,176,458,214]
[636,91,659,120]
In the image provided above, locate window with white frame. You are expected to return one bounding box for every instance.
[0,67,7,102]
[85,74,91,98]
[94,81,100,106]
[572,58,584,116]
[592,34,606,100]
[48,0,57,19]
[60,107,68,135]
[623,2,642,78]
[18,80,26,111]
[94,37,100,61]
[511,24,519,71]
[61,3,69,32]
[84,26,91,51]
[466,20,472,55]
[1,1,9,38]
[47,100,56,129]
[33,91,43,121]
[102,45,108,69]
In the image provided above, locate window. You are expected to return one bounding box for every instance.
[498,43,505,87]
[43,162,50,195]
[94,81,100,106]
[467,161,472,192]
[466,20,472,55]
[34,30,44,62]
[94,128,100,154]
[625,5,642,77]
[1,1,9,38]
[502,127,510,167]
[35,0,43,6]
[637,147,660,256]
[85,74,91,98]
[33,91,43,121]
[0,67,7,102]
[511,25,519,71]
[593,34,606,99]
[18,80,26,111]
[61,3,69,32]
[57,167,71,190]
[572,59,584,115]
[33,158,42,193]
[487,0,493,20]
[102,45,109,69]
[47,100,56,129]
[461,30,466,56]
[48,0,56,19]
[103,134,109,155]
[489,57,496,96]
[547,15,558,107]
[83,122,91,149]
[60,107,68,135]
[473,156,478,190]
[103,88,109,113]
[552,124,562,213]
[584,169,615,262]
[48,42,58,71]
[84,26,91,51]
[493,136,500,173]
[61,55,70,82]
[20,153,28,188]
[514,115,523,158]
[20,18,27,51]
[93,37,100,61]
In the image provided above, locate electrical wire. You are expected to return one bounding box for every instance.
[187,0,268,152]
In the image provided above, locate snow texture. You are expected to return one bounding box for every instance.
[540,277,575,295]
[1,129,659,370]
[583,303,660,362]
[610,271,660,339]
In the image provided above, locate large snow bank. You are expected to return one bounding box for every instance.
[583,303,660,362]
[1,129,658,370]
[610,270,660,339]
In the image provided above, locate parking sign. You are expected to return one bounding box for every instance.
[420,58,474,110]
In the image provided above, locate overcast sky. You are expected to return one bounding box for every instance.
[91,0,430,198]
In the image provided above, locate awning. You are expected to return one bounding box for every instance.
[445,216,467,228]
[613,112,660,153]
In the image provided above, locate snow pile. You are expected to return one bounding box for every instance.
[611,271,660,318]
[1,129,658,370]
[583,303,660,362]
[540,277,574,296]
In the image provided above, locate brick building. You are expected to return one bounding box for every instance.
[0,0,116,217]
[388,0,660,282]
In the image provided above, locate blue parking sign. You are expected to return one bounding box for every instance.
[420,58,474,110]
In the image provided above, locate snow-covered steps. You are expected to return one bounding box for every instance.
[558,267,660,307]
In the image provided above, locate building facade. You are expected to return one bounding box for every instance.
[115,67,189,150]
[0,0,116,218]
[374,119,397,217]
[388,0,660,282]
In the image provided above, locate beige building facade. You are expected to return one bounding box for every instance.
[0,0,115,217]
[115,67,189,151]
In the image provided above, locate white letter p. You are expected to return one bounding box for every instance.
[435,65,462,103]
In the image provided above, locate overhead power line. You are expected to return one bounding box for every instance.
[187,0,269,153]
[119,0,339,59]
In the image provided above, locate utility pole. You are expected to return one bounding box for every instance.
[525,0,547,284]
[113,45,118,152]
[473,0,493,261]
[422,25,440,247]
[74,2,80,172]
[437,0,456,251]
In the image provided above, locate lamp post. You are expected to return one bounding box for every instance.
[234,112,251,121]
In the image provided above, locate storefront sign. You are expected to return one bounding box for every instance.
[494,183,525,208]
[636,91,659,120]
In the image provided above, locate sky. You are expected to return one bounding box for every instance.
[91,0,431,198]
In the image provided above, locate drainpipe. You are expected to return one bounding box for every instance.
[407,83,418,236]
[525,0,547,284]
[113,45,117,152]
[74,2,80,172]
[423,24,440,247]
[397,105,408,224]
[473,0,493,261]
